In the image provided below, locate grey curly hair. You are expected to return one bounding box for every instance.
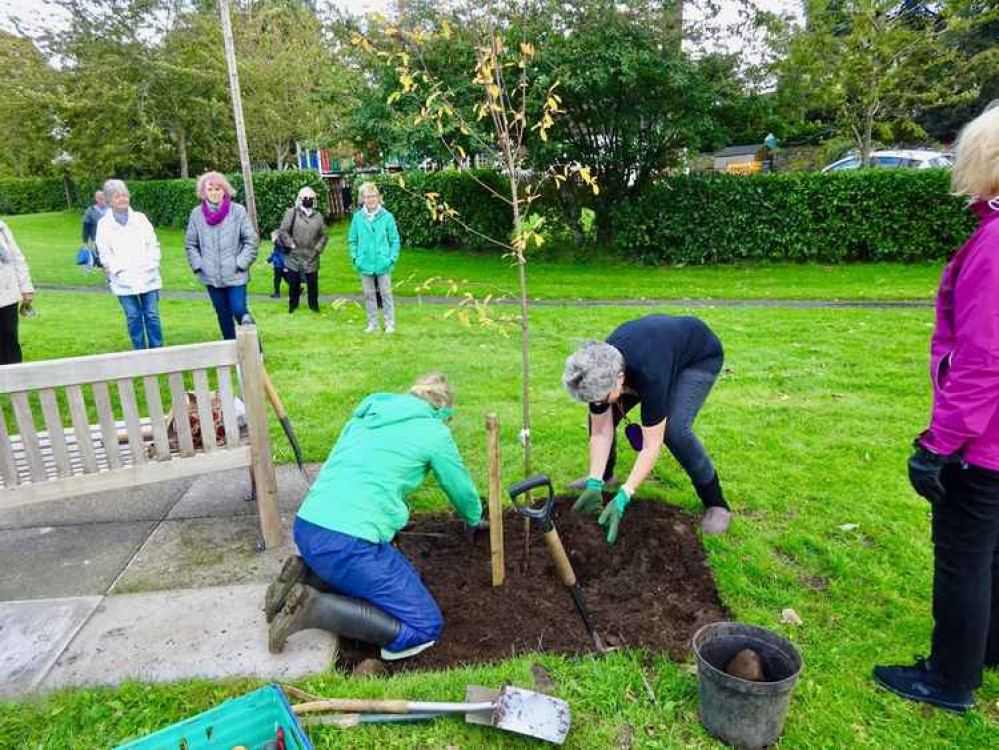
[563,341,624,403]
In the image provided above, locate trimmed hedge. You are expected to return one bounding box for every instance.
[1,171,327,236]
[371,170,513,251]
[0,178,69,216]
[612,169,978,264]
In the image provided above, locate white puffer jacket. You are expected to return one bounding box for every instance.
[95,209,162,296]
[0,221,35,309]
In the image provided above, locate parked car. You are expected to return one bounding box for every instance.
[822,149,952,172]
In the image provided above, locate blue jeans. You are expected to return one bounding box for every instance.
[206,284,249,340]
[117,291,163,349]
[293,518,443,652]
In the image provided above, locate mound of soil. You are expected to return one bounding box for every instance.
[344,498,728,672]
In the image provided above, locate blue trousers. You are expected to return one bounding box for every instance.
[117,291,163,349]
[293,517,442,652]
[206,284,249,340]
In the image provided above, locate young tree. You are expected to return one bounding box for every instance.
[352,6,598,482]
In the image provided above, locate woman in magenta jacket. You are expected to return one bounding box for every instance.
[874,105,999,714]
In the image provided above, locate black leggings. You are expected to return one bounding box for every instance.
[0,302,22,365]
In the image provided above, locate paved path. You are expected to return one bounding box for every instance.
[38,283,934,309]
[0,465,335,699]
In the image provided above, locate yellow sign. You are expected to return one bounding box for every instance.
[725,161,762,175]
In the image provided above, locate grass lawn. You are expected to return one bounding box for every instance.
[0,291,996,748]
[3,210,946,301]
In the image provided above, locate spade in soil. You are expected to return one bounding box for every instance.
[508,474,609,653]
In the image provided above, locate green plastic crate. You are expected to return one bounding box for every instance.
[114,684,313,750]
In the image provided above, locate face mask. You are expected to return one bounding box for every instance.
[301,198,314,209]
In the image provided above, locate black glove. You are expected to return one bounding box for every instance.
[907,441,959,505]
[466,518,489,546]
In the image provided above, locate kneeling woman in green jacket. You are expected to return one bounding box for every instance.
[267,373,484,661]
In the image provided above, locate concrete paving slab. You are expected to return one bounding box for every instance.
[112,513,298,595]
[0,479,192,531]
[0,596,102,698]
[166,465,315,520]
[40,584,336,691]
[0,521,156,601]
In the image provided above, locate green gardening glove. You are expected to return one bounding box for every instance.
[572,478,604,514]
[598,488,632,545]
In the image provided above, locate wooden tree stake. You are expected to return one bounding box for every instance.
[486,413,505,587]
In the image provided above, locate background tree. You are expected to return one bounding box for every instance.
[0,31,61,177]
[524,0,717,245]
[772,0,973,165]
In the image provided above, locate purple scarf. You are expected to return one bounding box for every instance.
[201,194,232,226]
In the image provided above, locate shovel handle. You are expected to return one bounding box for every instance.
[543,528,577,587]
[261,368,287,419]
[293,699,495,715]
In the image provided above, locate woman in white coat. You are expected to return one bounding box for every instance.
[0,220,35,365]
[95,179,164,349]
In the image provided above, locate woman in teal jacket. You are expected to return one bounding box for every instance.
[267,373,484,661]
[348,182,400,333]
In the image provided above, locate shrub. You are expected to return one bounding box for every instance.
[612,169,977,264]
[3,171,328,237]
[370,170,513,251]
[0,178,69,215]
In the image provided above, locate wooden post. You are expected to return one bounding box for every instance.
[236,325,281,548]
[486,413,504,587]
[218,0,259,234]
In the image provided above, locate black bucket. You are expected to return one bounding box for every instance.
[692,622,803,749]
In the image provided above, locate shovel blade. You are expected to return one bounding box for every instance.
[495,686,571,745]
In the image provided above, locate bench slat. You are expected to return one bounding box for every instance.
[0,445,253,510]
[117,378,146,465]
[0,401,18,486]
[39,389,71,479]
[143,375,171,461]
[192,369,216,453]
[216,366,239,449]
[66,384,99,474]
[91,382,121,470]
[0,340,239,393]
[168,373,195,457]
[11,392,45,482]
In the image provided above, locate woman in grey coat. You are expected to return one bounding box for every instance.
[184,171,259,339]
[276,186,327,313]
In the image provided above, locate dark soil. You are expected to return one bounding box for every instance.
[340,497,729,672]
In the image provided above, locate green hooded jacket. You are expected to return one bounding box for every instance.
[296,393,482,543]
[348,207,400,275]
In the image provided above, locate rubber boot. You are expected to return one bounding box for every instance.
[696,473,732,534]
[269,583,402,654]
[264,556,331,623]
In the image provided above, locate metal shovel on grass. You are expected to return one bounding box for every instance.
[291,685,571,744]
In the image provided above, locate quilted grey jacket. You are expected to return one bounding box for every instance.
[184,202,259,287]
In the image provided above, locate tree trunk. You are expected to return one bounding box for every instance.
[178,126,189,179]
[559,185,585,247]
[595,204,614,247]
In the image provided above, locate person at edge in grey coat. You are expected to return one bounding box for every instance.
[81,190,108,248]
[275,186,327,313]
[184,171,258,340]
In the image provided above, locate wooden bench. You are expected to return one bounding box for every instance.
[0,325,281,548]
